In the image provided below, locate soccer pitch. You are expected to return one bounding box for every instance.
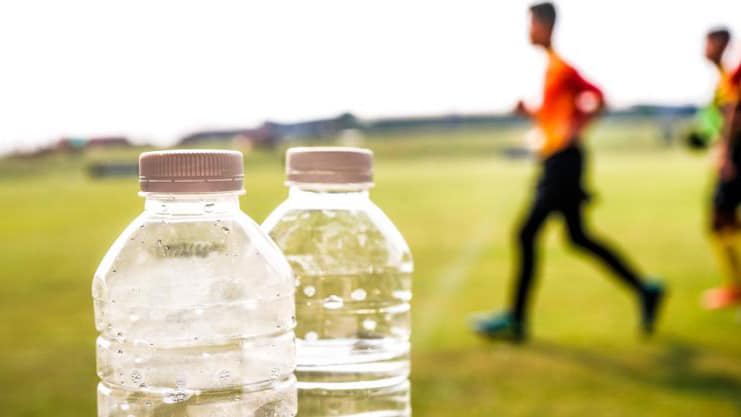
[1,123,740,417]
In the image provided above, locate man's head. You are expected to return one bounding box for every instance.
[529,2,556,48]
[705,28,731,65]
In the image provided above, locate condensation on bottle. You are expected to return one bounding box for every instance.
[92,150,297,417]
[263,147,413,417]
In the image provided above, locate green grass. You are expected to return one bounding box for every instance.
[1,122,740,417]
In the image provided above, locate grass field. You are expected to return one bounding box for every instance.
[1,122,741,417]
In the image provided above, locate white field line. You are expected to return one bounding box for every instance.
[415,218,498,344]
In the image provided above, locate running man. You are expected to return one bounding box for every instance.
[704,31,741,309]
[472,2,665,342]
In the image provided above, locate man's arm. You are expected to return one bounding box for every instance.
[572,69,606,114]
[718,101,740,180]
[718,63,741,180]
[565,68,605,145]
[731,64,741,87]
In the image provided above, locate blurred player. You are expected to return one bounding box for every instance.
[704,34,741,309]
[472,2,665,342]
[686,29,735,150]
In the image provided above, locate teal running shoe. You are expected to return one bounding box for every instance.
[470,312,526,343]
[640,280,666,336]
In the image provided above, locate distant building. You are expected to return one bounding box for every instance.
[366,113,524,132]
[267,112,360,141]
[177,114,361,148]
[55,137,87,153]
[86,136,133,149]
[178,125,279,148]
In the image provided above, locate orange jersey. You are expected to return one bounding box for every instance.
[714,64,740,108]
[535,51,604,158]
[730,62,741,103]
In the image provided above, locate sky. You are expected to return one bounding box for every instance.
[1,0,741,154]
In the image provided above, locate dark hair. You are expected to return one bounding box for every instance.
[530,2,557,28]
[707,27,731,46]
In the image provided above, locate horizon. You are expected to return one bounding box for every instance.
[2,103,701,155]
[1,0,741,154]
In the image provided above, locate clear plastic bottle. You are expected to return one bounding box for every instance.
[93,150,297,417]
[262,147,413,416]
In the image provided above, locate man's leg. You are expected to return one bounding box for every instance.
[711,207,741,285]
[511,200,552,325]
[560,202,665,333]
[560,202,644,291]
[711,231,741,285]
[471,199,551,341]
[704,208,741,309]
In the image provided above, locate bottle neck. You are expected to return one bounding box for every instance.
[287,184,371,207]
[143,192,241,215]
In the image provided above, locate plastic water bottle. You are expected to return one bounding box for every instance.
[93,150,297,417]
[262,147,413,416]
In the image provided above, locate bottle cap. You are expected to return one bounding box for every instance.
[139,150,244,193]
[285,147,373,185]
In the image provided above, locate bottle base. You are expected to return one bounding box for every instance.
[97,375,297,417]
[298,379,410,417]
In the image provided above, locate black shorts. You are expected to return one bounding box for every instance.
[535,145,590,208]
[712,140,741,230]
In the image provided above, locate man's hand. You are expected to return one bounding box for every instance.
[576,90,605,117]
[566,91,605,143]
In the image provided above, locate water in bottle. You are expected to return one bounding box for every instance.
[262,147,413,416]
[93,150,297,417]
